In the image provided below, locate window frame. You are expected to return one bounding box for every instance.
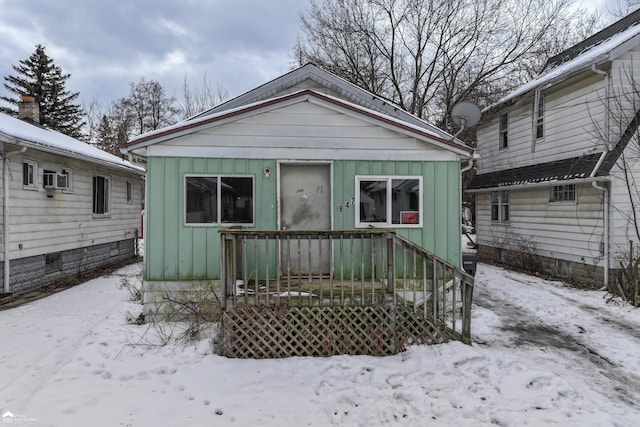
[499,113,508,150]
[549,184,576,203]
[490,190,510,224]
[22,159,38,189]
[355,175,423,228]
[45,252,62,274]
[126,180,133,204]
[61,167,73,192]
[184,174,255,227]
[535,93,544,140]
[92,175,111,217]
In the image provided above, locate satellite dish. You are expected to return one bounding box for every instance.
[451,101,481,130]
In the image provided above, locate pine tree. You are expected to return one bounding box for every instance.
[1,44,85,139]
[95,114,117,155]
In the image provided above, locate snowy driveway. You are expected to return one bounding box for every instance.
[472,266,640,421]
[0,262,639,426]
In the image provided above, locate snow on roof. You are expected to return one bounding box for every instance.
[487,23,640,111]
[0,113,143,173]
[196,63,457,142]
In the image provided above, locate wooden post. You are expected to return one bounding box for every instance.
[220,233,234,309]
[462,279,473,344]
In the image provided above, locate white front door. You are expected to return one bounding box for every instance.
[279,163,331,276]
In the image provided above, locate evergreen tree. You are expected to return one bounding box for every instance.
[1,44,85,139]
[95,114,117,155]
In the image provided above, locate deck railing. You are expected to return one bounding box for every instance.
[219,229,474,343]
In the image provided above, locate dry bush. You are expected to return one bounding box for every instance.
[615,242,640,307]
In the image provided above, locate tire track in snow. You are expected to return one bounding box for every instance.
[473,287,640,410]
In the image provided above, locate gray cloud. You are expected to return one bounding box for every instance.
[0,0,308,107]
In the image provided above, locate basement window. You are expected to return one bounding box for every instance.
[356,176,422,227]
[45,252,62,274]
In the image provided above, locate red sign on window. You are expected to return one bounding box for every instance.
[400,211,418,224]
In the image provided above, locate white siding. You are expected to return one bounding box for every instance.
[609,151,640,267]
[475,183,605,266]
[477,72,607,173]
[148,102,459,161]
[7,150,144,259]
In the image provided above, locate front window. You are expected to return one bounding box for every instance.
[356,176,422,227]
[491,191,509,223]
[550,184,575,202]
[185,175,254,225]
[93,175,110,215]
[499,113,508,150]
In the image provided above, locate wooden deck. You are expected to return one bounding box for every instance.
[219,229,474,357]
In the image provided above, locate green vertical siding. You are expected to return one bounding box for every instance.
[145,157,461,281]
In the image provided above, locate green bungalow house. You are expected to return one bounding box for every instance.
[124,64,474,355]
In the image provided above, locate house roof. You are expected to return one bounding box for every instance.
[544,8,640,70]
[0,112,143,173]
[484,11,640,114]
[125,89,473,157]
[466,154,602,190]
[125,63,471,155]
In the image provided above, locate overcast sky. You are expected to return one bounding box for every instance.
[0,0,625,113]
[0,0,310,109]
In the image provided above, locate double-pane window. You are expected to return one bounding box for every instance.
[185,175,254,225]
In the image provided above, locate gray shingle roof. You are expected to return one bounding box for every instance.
[544,9,640,70]
[466,154,602,190]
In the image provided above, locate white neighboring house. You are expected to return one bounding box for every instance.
[468,10,640,289]
[0,96,144,297]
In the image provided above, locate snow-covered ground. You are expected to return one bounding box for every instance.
[0,261,639,426]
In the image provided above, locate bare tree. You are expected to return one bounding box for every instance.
[180,72,229,119]
[124,78,180,136]
[296,0,600,132]
[586,63,640,303]
[608,0,640,20]
[82,94,109,145]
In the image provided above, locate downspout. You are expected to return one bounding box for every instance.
[2,145,27,294]
[591,64,610,291]
[460,151,475,174]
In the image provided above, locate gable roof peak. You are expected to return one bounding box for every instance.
[544,8,640,70]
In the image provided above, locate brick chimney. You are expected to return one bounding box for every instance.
[18,95,40,124]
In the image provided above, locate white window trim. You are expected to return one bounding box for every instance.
[355,175,423,228]
[534,92,545,141]
[184,174,255,227]
[126,180,133,204]
[549,184,576,205]
[22,158,38,190]
[92,175,111,218]
[499,113,508,151]
[61,167,73,193]
[491,190,510,224]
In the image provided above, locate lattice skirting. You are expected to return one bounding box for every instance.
[221,305,447,358]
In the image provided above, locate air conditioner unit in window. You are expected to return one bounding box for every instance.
[43,172,68,189]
